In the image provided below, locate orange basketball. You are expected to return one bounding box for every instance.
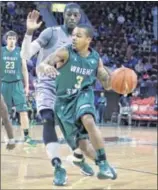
[111,67,138,94]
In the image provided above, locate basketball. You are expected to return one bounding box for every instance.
[111,67,138,94]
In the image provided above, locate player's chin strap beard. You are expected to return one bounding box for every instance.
[67,27,74,35]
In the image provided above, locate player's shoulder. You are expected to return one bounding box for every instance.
[51,26,62,31]
[44,26,62,32]
[15,46,21,51]
[2,46,6,51]
[91,48,100,58]
[41,26,62,36]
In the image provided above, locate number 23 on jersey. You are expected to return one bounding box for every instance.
[6,61,15,70]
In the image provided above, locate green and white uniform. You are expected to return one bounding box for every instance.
[55,45,100,150]
[1,46,27,113]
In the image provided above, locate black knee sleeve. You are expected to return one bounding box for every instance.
[40,109,58,145]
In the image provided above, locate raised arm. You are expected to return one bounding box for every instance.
[20,10,52,60]
[97,58,112,90]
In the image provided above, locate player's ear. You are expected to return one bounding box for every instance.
[87,37,92,44]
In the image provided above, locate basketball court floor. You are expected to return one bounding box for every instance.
[1,125,157,189]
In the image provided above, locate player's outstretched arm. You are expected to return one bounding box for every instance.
[21,10,53,62]
[97,59,112,90]
[37,47,69,78]
[20,10,42,60]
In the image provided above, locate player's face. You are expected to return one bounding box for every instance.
[6,36,17,48]
[72,27,91,51]
[64,8,81,29]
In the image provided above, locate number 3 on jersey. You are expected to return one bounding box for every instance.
[75,75,84,89]
[6,61,15,69]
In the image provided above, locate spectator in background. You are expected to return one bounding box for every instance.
[97,92,107,124]
[146,76,156,97]
[154,94,158,111]
[135,58,145,74]
[108,13,114,22]
[144,59,153,72]
[125,54,138,69]
[93,28,99,40]
[101,52,110,66]
[152,6,158,41]
[118,94,132,126]
[139,77,148,98]
[7,2,15,15]
[94,79,103,91]
[117,14,125,25]
[98,22,106,34]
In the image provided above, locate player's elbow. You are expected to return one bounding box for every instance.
[104,86,112,91]
[20,50,32,61]
[102,78,112,91]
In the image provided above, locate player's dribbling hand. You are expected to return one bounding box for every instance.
[26,10,42,33]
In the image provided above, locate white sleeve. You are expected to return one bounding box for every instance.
[20,34,41,60]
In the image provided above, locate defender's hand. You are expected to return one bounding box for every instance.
[26,10,42,34]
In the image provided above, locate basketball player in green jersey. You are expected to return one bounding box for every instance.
[1,94,16,150]
[1,31,35,146]
[38,24,117,180]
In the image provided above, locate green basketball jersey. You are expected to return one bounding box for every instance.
[1,47,23,82]
[55,45,100,99]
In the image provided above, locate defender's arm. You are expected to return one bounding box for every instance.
[20,10,52,60]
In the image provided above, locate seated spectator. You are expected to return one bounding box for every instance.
[144,60,153,72]
[139,77,148,98]
[98,22,107,34]
[154,95,158,111]
[118,94,132,126]
[97,92,107,124]
[94,80,103,91]
[117,14,125,25]
[101,52,110,66]
[135,58,145,74]
[125,54,138,69]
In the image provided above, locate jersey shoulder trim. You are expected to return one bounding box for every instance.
[16,46,21,51]
[51,26,61,31]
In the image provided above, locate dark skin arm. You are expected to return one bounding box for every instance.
[37,48,69,77]
[97,58,112,90]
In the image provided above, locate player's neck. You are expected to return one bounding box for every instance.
[78,47,90,57]
[67,28,73,35]
[6,46,16,51]
[63,25,73,35]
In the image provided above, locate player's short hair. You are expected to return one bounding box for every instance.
[77,24,94,38]
[64,3,81,14]
[5,30,18,39]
